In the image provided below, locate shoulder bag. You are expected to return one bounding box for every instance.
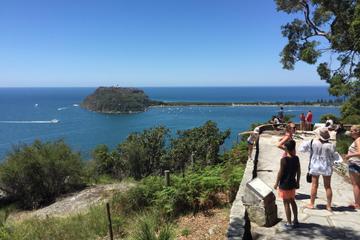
[306,139,314,183]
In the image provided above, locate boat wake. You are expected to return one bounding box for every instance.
[0,119,60,124]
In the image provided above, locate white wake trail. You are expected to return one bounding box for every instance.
[0,119,60,124]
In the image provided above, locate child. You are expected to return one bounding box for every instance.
[246,127,260,160]
[274,140,300,228]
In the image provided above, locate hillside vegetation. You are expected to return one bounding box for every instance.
[0,121,248,239]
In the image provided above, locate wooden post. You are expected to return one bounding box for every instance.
[164,170,170,186]
[106,202,114,240]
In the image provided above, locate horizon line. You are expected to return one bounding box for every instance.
[0,85,329,88]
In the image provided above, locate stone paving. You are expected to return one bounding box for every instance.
[251,132,360,240]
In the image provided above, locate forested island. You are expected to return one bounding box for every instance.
[81,87,162,113]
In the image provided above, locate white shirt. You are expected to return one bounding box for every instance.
[299,139,340,176]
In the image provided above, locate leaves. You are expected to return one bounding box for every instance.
[275,0,360,121]
[0,140,85,209]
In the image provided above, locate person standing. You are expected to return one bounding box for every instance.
[299,128,339,211]
[344,125,360,209]
[278,107,285,123]
[274,140,300,228]
[241,127,260,160]
[305,110,313,131]
[299,113,306,131]
[277,122,295,158]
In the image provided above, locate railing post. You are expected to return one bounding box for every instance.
[164,170,170,186]
[106,202,114,240]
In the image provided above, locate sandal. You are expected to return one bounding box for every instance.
[348,204,360,209]
[305,204,315,209]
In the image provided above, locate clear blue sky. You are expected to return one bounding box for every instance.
[0,0,327,87]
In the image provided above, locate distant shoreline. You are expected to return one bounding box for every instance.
[150,101,341,108]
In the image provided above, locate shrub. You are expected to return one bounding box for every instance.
[336,135,353,154]
[0,140,85,209]
[118,126,169,179]
[168,121,230,170]
[88,145,127,180]
[222,142,248,164]
[223,164,245,202]
[319,114,340,123]
[112,176,164,214]
[132,213,174,240]
[153,165,231,217]
[284,114,295,123]
[342,114,360,124]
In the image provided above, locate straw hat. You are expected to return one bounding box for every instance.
[317,127,330,141]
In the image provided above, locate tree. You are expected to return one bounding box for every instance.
[118,126,169,179]
[90,144,127,179]
[168,121,230,170]
[275,0,360,121]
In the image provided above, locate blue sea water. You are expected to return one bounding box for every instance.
[0,87,340,160]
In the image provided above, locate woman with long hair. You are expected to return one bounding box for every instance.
[345,125,360,209]
[277,122,296,158]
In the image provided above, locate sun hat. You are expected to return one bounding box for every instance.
[317,127,330,141]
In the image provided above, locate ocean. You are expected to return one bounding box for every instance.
[0,87,340,160]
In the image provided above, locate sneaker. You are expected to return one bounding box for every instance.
[283,223,293,230]
[292,221,300,228]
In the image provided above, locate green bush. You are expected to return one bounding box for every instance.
[222,142,248,164]
[131,212,174,240]
[118,126,169,180]
[152,165,240,217]
[223,164,245,203]
[168,121,230,170]
[112,163,244,219]
[0,140,85,209]
[88,144,127,180]
[284,114,295,123]
[336,135,353,154]
[112,176,164,214]
[342,114,360,124]
[320,114,340,123]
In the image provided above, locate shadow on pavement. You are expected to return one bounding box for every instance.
[280,222,360,239]
[295,193,310,200]
[316,204,357,212]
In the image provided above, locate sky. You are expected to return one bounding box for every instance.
[0,0,328,87]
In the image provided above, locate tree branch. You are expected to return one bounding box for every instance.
[300,0,330,41]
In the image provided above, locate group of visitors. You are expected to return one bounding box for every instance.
[273,123,360,228]
[299,110,313,131]
[269,107,313,132]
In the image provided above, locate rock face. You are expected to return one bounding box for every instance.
[7,183,135,222]
[81,87,160,113]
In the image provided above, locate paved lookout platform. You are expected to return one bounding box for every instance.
[229,131,360,240]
